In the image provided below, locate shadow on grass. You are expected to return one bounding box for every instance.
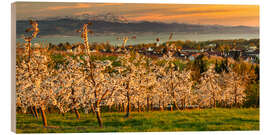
[16,108,259,133]
[226,117,259,123]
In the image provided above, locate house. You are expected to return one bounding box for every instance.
[200,48,205,52]
[33,43,41,48]
[208,43,216,47]
[181,49,200,53]
[228,50,242,60]
[249,46,257,50]
[71,44,84,54]
[147,47,153,52]
[90,49,97,53]
[188,53,201,61]
[115,48,122,53]
[189,55,195,61]
[245,56,259,63]
[67,49,73,53]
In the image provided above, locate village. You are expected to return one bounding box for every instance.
[16,38,259,64]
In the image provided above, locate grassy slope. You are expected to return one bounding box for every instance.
[16,108,259,133]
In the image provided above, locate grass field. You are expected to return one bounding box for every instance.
[16,108,259,133]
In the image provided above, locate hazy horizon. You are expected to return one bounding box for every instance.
[15,2,259,27]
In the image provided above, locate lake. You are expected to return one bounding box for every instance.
[16,33,259,47]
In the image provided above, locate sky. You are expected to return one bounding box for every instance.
[15,2,259,27]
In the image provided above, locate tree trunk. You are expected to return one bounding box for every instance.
[137,101,141,112]
[234,84,239,108]
[115,104,118,112]
[30,106,36,118]
[123,103,127,112]
[147,96,150,112]
[181,99,184,109]
[234,76,239,108]
[90,103,95,113]
[234,95,238,107]
[40,107,48,127]
[109,105,112,112]
[163,101,165,111]
[95,105,103,128]
[172,92,180,110]
[211,92,216,108]
[183,98,186,110]
[132,104,135,112]
[125,91,131,117]
[118,104,121,112]
[72,88,80,118]
[34,106,39,119]
[150,102,153,111]
[48,106,52,113]
[158,100,160,110]
[213,98,216,108]
[170,69,180,111]
[159,100,163,111]
[75,109,80,119]
[142,105,145,112]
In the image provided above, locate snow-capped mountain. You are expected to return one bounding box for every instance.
[16,14,259,36]
[73,13,128,23]
[35,13,129,23]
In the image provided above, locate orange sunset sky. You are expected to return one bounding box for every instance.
[16,2,259,27]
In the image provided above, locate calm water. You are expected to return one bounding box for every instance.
[16,33,259,46]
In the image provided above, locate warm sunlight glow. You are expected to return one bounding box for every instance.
[16,2,259,26]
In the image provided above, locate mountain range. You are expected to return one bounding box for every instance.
[16,13,259,37]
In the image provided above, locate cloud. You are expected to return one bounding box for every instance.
[74,11,94,15]
[45,3,92,11]
[123,5,259,26]
[95,3,124,6]
[46,6,72,10]
[15,2,259,26]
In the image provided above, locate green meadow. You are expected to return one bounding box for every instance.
[16,108,259,133]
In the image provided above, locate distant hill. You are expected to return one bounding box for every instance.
[16,15,259,37]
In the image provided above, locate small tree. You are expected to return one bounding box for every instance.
[222,70,248,107]
[197,65,223,108]
[176,70,194,109]
[77,23,113,127]
[83,59,118,127]
[51,56,86,119]
[18,19,43,121]
[118,53,144,117]
[158,54,181,111]
[16,52,53,127]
